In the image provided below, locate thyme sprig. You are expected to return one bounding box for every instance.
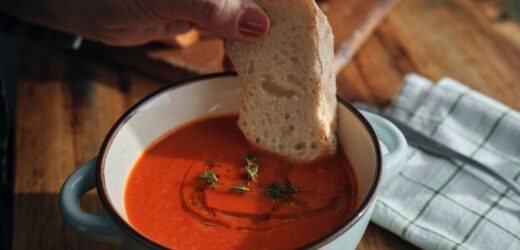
[200,172,303,199]
[231,183,299,199]
[231,185,251,193]
[199,154,311,199]
[266,183,299,199]
[244,154,259,183]
[200,170,219,185]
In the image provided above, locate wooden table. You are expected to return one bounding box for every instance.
[11,0,520,249]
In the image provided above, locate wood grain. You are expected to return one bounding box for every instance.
[12,46,167,249]
[330,0,401,72]
[12,0,520,249]
[338,0,520,110]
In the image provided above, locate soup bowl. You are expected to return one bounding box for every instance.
[59,72,407,249]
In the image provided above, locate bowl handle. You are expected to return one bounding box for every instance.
[363,112,408,185]
[59,158,122,245]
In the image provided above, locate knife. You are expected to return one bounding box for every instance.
[353,102,520,196]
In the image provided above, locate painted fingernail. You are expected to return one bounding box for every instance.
[238,8,269,38]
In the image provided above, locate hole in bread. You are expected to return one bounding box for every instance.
[290,57,298,63]
[261,74,295,98]
[255,138,260,143]
[284,114,290,119]
[311,143,317,149]
[295,143,305,150]
[278,144,284,150]
[289,125,295,131]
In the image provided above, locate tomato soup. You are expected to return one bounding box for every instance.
[125,115,357,249]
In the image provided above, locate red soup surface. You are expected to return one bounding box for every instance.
[125,115,357,249]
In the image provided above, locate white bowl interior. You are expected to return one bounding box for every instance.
[100,75,378,224]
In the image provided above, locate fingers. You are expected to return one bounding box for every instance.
[184,0,269,41]
[93,0,270,45]
[94,20,192,46]
[134,0,270,41]
[163,20,193,35]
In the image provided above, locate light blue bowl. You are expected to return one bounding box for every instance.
[60,73,407,249]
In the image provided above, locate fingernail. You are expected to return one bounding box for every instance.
[238,8,269,38]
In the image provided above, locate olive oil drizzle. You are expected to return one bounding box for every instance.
[179,155,353,231]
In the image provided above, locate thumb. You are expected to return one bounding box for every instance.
[166,0,270,41]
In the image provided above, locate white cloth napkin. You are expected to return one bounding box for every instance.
[371,74,520,250]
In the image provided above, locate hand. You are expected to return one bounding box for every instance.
[0,0,270,46]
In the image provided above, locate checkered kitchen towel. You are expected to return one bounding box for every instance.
[371,74,520,250]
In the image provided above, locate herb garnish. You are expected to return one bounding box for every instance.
[267,183,299,199]
[231,183,299,199]
[231,185,251,193]
[244,153,259,183]
[200,170,218,185]
[199,154,310,199]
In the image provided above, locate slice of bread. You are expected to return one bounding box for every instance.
[227,0,337,161]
